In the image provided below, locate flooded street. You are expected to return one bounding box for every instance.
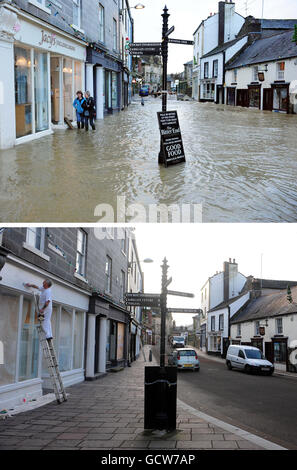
[0,97,297,222]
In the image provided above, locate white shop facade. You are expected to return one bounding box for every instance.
[0,254,89,410]
[0,5,86,149]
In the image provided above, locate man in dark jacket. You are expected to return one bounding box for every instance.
[82,91,96,131]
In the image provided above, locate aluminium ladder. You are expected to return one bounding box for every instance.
[31,290,67,404]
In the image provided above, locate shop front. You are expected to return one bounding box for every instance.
[272,83,289,113]
[0,257,89,410]
[248,85,261,109]
[0,5,86,149]
[86,45,122,119]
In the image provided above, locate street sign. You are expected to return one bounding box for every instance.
[167,308,202,314]
[125,293,161,308]
[157,111,186,167]
[164,26,175,37]
[168,38,194,45]
[164,277,173,288]
[129,42,162,56]
[167,290,194,298]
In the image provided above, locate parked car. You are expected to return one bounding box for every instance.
[226,345,274,375]
[171,336,185,348]
[139,85,149,97]
[168,348,200,371]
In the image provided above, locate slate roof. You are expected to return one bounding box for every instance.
[260,19,297,30]
[202,37,242,59]
[231,286,297,324]
[208,293,249,312]
[226,29,297,69]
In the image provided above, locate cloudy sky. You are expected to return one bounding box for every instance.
[133,0,297,73]
[134,224,297,325]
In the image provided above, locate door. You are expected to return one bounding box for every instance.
[263,88,273,111]
[265,342,274,363]
[237,89,249,108]
[236,349,246,369]
[94,315,100,374]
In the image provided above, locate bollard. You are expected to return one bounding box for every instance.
[149,350,153,362]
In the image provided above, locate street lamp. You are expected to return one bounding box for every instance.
[120,3,145,15]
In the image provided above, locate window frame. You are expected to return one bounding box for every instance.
[99,3,105,43]
[213,60,218,78]
[276,317,283,335]
[75,229,87,277]
[204,62,209,79]
[210,316,215,332]
[219,314,224,331]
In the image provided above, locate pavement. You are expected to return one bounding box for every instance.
[0,346,284,450]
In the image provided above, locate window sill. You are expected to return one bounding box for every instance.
[28,0,51,14]
[23,242,50,262]
[48,243,64,258]
[74,272,88,284]
[71,25,85,34]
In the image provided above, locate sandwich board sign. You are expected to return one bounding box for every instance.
[157,111,186,167]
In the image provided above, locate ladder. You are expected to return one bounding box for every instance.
[31,290,67,404]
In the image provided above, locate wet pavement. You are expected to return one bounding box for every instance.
[0,97,297,222]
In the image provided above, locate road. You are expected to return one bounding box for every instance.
[176,354,297,449]
[1,97,297,222]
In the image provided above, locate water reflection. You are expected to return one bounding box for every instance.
[0,98,296,222]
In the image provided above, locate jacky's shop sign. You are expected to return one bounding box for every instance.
[39,29,76,52]
[157,110,186,167]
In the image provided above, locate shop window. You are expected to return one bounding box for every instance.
[59,306,73,372]
[15,47,33,138]
[0,289,19,386]
[26,227,45,252]
[73,311,84,369]
[249,87,260,108]
[117,323,125,360]
[99,4,105,43]
[112,72,118,109]
[276,318,283,335]
[105,256,112,293]
[19,298,39,382]
[34,52,49,133]
[273,341,287,363]
[63,58,73,120]
[273,87,288,112]
[74,61,82,95]
[108,320,117,362]
[42,305,59,375]
[76,229,87,277]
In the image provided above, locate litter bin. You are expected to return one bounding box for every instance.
[144,366,177,431]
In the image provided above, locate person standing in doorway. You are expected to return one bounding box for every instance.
[82,91,96,131]
[25,280,53,341]
[73,91,86,129]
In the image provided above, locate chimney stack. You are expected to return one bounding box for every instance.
[218,1,225,46]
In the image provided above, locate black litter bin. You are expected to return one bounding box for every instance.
[144,366,177,431]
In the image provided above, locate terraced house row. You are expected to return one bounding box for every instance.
[0,227,144,410]
[0,0,135,149]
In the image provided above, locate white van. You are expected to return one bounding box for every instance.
[226,345,274,375]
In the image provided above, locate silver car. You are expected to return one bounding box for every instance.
[168,348,200,371]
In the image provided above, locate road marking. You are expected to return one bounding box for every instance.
[177,398,287,450]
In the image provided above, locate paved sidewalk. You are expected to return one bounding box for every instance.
[0,347,275,450]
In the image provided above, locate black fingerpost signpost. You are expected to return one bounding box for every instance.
[158,6,193,167]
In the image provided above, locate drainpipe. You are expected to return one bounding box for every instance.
[222,51,226,105]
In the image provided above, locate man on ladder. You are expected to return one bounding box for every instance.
[25,279,53,341]
[24,280,67,403]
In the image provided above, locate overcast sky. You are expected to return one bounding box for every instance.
[134,224,297,325]
[133,0,297,73]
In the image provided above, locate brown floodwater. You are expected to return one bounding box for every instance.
[0,97,297,222]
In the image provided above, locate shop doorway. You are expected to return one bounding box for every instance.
[263,88,273,111]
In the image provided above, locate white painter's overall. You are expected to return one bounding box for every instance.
[38,286,53,339]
